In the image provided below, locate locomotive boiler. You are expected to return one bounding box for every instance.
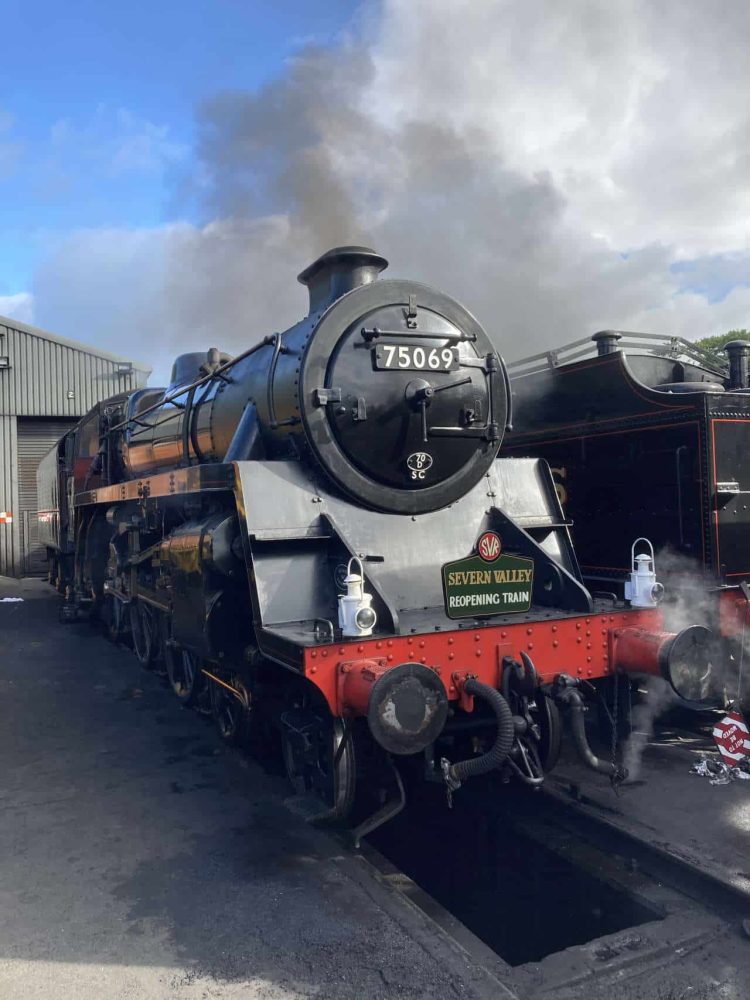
[119,246,505,514]
[37,247,716,835]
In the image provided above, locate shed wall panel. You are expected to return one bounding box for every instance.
[0,415,17,576]
[0,317,150,576]
[17,419,76,576]
[0,322,149,418]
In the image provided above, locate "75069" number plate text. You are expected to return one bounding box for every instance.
[374,344,459,372]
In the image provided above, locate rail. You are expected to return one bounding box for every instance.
[507,330,728,380]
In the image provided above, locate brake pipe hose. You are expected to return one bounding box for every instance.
[441,679,515,790]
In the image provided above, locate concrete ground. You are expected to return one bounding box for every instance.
[2,578,749,1000]
[549,719,750,898]
[0,579,499,1000]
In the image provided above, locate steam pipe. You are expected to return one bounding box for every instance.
[555,682,627,782]
[224,403,262,462]
[107,336,276,435]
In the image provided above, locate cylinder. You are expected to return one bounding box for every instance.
[725,340,750,390]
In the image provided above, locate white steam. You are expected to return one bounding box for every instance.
[622,678,678,783]
[621,545,734,782]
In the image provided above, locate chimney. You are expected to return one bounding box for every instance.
[298,246,388,314]
[592,330,623,356]
[725,340,750,390]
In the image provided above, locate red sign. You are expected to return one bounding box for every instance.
[477,531,502,563]
[713,710,750,762]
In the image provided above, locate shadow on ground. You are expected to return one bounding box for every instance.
[0,580,487,1000]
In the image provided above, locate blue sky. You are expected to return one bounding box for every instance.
[0,0,356,295]
[1,1,749,381]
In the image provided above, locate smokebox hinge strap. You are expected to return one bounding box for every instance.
[313,387,342,407]
[405,294,418,329]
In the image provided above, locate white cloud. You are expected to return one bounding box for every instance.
[372,0,750,258]
[27,0,750,379]
[107,109,187,176]
[47,105,187,179]
[31,218,309,383]
[0,292,34,326]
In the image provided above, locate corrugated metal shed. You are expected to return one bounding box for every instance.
[0,315,150,576]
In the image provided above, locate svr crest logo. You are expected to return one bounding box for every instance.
[477,531,502,561]
[407,452,433,480]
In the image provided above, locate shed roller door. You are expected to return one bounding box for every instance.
[17,418,75,576]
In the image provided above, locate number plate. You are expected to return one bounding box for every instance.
[373,344,459,372]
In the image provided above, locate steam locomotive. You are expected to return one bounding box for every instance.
[505,331,750,709]
[36,248,715,835]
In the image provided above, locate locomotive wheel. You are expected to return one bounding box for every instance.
[102,594,124,643]
[210,675,251,745]
[163,623,204,706]
[150,611,168,677]
[130,600,156,669]
[280,712,355,823]
[167,646,203,704]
